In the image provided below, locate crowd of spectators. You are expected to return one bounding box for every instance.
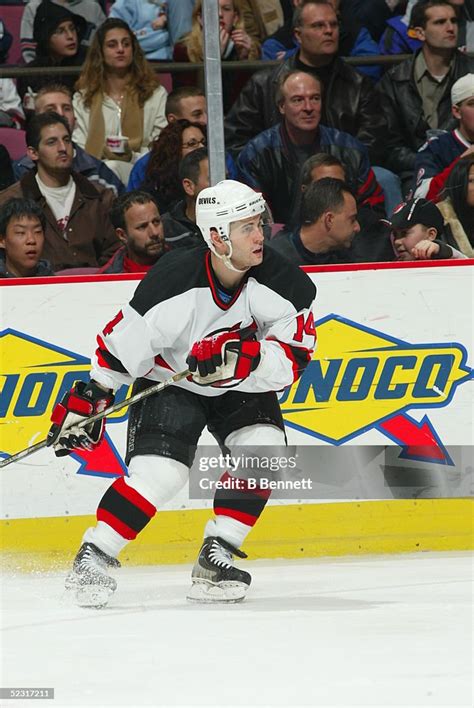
[0,0,473,279]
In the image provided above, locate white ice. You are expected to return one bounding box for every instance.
[1,552,473,708]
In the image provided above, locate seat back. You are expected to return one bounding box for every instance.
[271,222,284,238]
[0,127,26,160]
[0,4,23,64]
[55,267,101,275]
[158,72,173,94]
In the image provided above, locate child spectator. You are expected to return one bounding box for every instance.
[0,197,55,277]
[389,196,467,260]
[17,0,87,103]
[73,18,167,185]
[20,0,105,63]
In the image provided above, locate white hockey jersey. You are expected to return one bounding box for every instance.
[91,245,317,396]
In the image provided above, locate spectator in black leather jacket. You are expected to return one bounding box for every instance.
[161,147,208,250]
[236,70,384,226]
[224,0,387,164]
[377,0,474,192]
[268,177,361,265]
[272,152,395,262]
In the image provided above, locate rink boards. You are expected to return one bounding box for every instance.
[1,261,473,568]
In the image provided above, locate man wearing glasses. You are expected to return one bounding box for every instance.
[225,0,387,165]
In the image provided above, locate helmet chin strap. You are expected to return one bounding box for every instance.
[218,238,249,274]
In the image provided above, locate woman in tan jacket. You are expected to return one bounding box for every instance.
[73,18,167,185]
[437,155,474,258]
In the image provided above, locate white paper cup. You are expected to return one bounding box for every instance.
[23,93,36,111]
[106,135,129,153]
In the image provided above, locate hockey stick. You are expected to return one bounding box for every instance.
[0,369,190,469]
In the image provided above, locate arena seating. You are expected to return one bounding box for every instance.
[0,3,23,65]
[0,126,25,159]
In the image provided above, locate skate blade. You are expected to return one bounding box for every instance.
[64,571,116,608]
[186,580,248,604]
[75,584,114,609]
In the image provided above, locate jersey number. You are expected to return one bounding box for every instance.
[103,310,124,336]
[293,312,315,342]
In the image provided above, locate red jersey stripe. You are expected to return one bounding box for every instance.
[214,506,258,527]
[97,508,138,540]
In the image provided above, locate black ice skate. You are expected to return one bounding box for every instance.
[187,536,251,603]
[65,542,121,608]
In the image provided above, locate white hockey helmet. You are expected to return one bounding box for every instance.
[196,180,270,270]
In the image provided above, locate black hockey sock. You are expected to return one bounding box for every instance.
[97,477,157,540]
[213,471,271,527]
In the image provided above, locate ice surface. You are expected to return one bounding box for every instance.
[1,552,472,707]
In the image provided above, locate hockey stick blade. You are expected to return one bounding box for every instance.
[0,369,190,469]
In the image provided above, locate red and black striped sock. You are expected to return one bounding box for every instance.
[213,471,271,527]
[97,477,156,541]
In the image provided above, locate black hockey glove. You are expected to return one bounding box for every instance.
[47,381,114,457]
[187,331,261,386]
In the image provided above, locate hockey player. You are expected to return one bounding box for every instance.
[47,180,316,607]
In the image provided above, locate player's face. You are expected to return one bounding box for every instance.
[279,74,322,133]
[0,216,44,276]
[391,224,432,260]
[327,192,360,249]
[453,96,474,139]
[415,6,458,50]
[228,214,265,269]
[176,95,208,125]
[294,3,339,58]
[102,28,133,72]
[48,20,78,58]
[35,92,75,131]
[122,201,165,264]
[29,124,73,173]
